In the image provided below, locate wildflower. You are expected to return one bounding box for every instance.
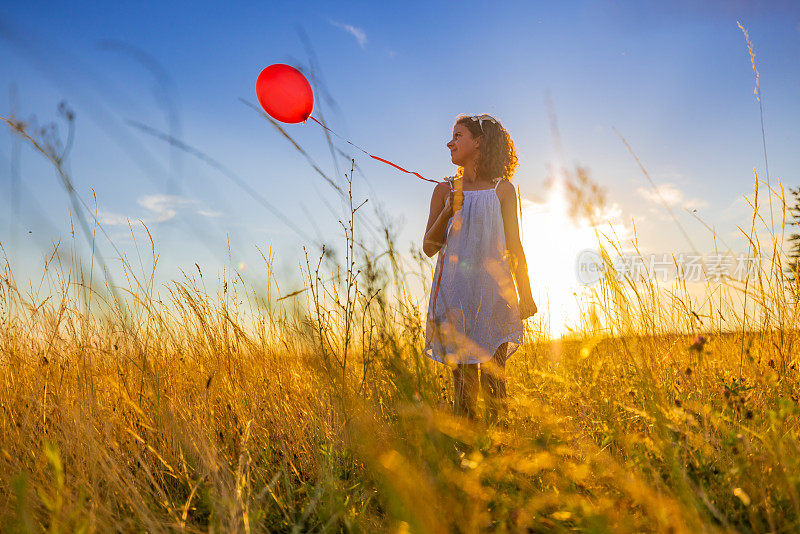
[689,334,706,352]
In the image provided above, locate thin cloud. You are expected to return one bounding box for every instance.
[98,195,221,226]
[197,209,222,218]
[329,19,367,48]
[138,194,193,222]
[98,211,137,227]
[637,183,709,210]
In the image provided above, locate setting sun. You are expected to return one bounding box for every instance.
[520,171,614,338]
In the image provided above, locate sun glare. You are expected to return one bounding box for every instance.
[520,174,604,339]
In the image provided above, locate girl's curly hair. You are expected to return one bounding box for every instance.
[454,114,519,182]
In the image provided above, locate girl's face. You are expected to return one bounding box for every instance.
[447,122,480,167]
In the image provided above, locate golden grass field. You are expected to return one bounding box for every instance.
[1,163,799,533]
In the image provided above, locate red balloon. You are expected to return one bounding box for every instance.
[255,64,314,123]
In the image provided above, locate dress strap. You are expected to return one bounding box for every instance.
[493,178,503,190]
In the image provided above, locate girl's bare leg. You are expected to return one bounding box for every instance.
[480,343,509,426]
[452,362,479,421]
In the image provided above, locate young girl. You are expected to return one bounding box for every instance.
[423,114,537,425]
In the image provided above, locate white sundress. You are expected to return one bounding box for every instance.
[424,177,524,367]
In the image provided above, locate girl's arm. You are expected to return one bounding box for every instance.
[423,182,455,257]
[497,180,536,316]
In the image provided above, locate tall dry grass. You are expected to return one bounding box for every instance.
[1,129,799,532]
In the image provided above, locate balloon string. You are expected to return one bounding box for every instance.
[307,115,443,185]
[306,114,454,317]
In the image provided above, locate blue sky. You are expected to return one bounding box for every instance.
[1,1,799,316]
